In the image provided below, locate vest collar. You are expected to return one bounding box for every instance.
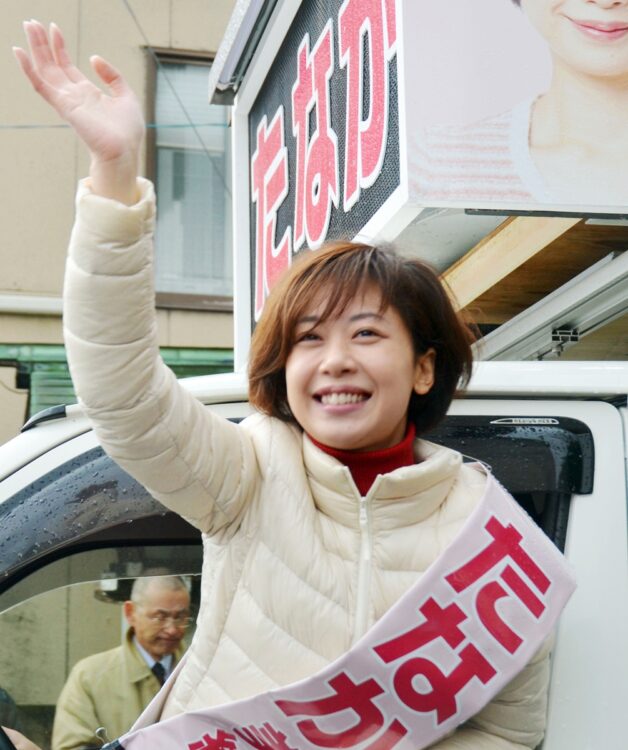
[302,434,462,529]
[307,424,416,496]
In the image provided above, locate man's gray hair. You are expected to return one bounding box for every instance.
[130,575,190,606]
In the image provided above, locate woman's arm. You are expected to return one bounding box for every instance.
[15,22,258,534]
[63,179,257,532]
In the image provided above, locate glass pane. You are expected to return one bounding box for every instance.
[154,61,232,297]
[0,548,202,750]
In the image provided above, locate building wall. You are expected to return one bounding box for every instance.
[0,367,28,444]
[0,0,236,444]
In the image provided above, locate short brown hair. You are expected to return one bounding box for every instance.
[248,242,475,435]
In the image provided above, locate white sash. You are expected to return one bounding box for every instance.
[116,473,575,750]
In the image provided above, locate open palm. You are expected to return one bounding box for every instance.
[14,20,144,169]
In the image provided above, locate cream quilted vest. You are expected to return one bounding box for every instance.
[63,179,551,749]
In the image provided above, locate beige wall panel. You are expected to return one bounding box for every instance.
[82,0,173,52]
[0,314,63,344]
[0,367,28,444]
[155,309,171,347]
[0,586,120,707]
[2,2,80,125]
[171,0,235,53]
[78,0,169,95]
[1,131,76,295]
[0,408,23,448]
[0,587,68,705]
[166,310,234,348]
[155,309,233,348]
[66,584,121,670]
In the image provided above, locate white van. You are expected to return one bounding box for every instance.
[0,361,625,749]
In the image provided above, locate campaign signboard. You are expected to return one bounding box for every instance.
[247,0,401,323]
[240,0,626,343]
[405,0,627,214]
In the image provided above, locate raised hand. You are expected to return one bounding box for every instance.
[14,20,145,204]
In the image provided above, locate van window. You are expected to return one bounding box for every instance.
[0,554,201,750]
[425,415,594,551]
[0,444,203,750]
[0,446,201,604]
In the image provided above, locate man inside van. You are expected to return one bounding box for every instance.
[52,576,190,750]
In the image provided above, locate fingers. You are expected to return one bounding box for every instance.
[90,55,132,99]
[19,19,119,97]
[19,20,88,93]
[17,20,67,101]
[12,45,34,81]
[22,20,56,75]
[12,44,56,101]
[49,22,84,84]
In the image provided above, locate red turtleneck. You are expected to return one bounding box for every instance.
[309,423,417,496]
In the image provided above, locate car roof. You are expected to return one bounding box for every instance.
[1,361,625,484]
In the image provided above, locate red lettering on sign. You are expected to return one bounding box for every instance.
[474,565,547,656]
[383,0,397,50]
[234,723,297,750]
[292,22,339,250]
[373,595,506,724]
[393,644,497,724]
[501,563,546,617]
[251,107,291,319]
[188,730,237,750]
[445,517,551,595]
[475,580,523,655]
[291,37,313,251]
[251,2,400,315]
[276,671,385,748]
[442,517,549,654]
[338,0,395,211]
[374,597,467,664]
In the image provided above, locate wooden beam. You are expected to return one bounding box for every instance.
[468,222,626,324]
[442,216,582,309]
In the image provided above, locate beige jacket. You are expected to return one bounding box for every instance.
[52,629,183,750]
[63,179,550,749]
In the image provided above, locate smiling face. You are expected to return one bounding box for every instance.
[521,0,628,79]
[285,285,435,452]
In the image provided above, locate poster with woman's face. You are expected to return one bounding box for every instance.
[404,0,628,213]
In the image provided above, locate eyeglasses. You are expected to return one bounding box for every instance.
[141,610,193,628]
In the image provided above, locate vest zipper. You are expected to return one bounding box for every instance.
[353,494,372,643]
